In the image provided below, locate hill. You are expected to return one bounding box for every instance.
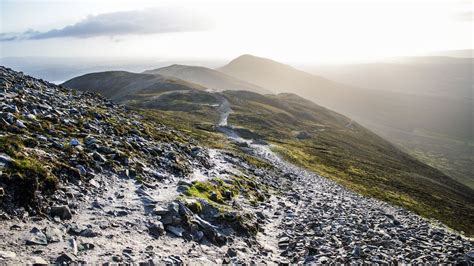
[62,71,206,103]
[305,56,474,188]
[219,54,474,189]
[77,75,474,236]
[220,91,474,235]
[144,64,270,94]
[5,66,472,263]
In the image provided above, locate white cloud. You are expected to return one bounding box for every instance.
[0,7,212,41]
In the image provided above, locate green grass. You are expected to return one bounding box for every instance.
[132,90,474,235]
[0,136,58,208]
[220,91,474,236]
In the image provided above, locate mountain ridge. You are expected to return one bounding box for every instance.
[144,64,271,94]
[219,54,474,189]
[62,70,206,102]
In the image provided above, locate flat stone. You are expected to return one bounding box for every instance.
[44,226,62,243]
[26,227,48,246]
[29,256,48,265]
[0,251,16,259]
[166,225,184,237]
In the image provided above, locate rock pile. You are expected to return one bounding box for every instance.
[0,66,204,215]
[249,143,474,264]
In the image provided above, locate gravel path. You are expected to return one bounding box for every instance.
[247,142,474,264]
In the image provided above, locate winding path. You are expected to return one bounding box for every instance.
[216,102,474,264]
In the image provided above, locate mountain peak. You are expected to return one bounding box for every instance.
[227,54,284,67]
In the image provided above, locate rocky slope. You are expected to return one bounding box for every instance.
[1,66,473,264]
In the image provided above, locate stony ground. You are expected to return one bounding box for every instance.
[0,66,473,264]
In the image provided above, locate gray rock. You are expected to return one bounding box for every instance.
[84,136,96,146]
[352,245,362,257]
[15,119,26,128]
[50,205,72,220]
[93,152,107,163]
[192,229,204,242]
[55,253,75,264]
[0,153,12,169]
[29,256,48,265]
[68,238,78,255]
[79,229,98,238]
[226,248,238,258]
[153,207,169,216]
[76,165,87,176]
[466,250,474,259]
[78,242,95,251]
[166,225,184,237]
[44,226,62,243]
[148,222,165,238]
[26,227,48,246]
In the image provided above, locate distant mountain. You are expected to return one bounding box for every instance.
[305,56,473,100]
[425,49,473,58]
[219,54,345,94]
[144,64,270,94]
[62,71,205,103]
[219,54,473,188]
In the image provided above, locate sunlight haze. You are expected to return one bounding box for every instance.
[1,0,472,63]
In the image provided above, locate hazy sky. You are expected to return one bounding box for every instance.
[0,0,472,63]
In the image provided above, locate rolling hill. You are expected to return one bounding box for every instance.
[147,89,474,235]
[219,54,474,189]
[144,64,270,94]
[62,65,474,234]
[62,71,206,102]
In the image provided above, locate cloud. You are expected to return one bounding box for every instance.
[455,11,473,21]
[0,7,212,41]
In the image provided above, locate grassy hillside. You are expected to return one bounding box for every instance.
[305,57,473,189]
[219,54,473,189]
[62,73,474,235]
[62,71,206,102]
[221,91,474,236]
[144,64,270,94]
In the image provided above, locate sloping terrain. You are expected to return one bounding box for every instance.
[219,54,473,189]
[63,67,474,235]
[1,67,473,264]
[0,66,289,263]
[62,71,206,103]
[305,56,474,188]
[219,91,474,235]
[144,64,270,94]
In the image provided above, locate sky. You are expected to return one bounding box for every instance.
[0,0,472,64]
